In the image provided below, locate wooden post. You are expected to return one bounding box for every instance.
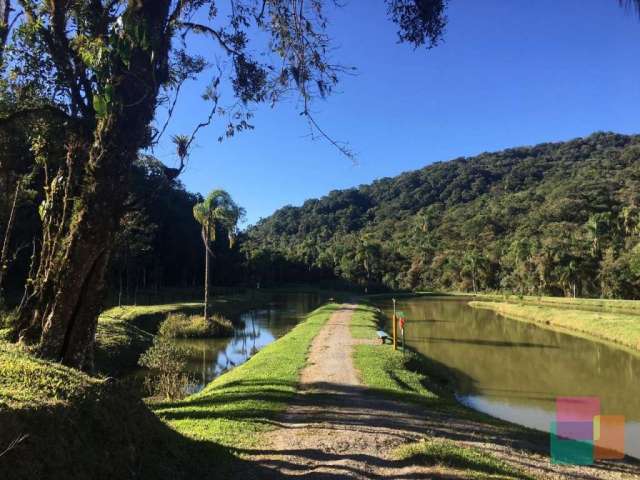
[392,298,397,350]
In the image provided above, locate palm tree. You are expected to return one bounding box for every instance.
[193,190,245,320]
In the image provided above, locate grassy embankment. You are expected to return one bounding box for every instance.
[0,303,339,479]
[152,303,339,447]
[470,295,640,352]
[350,303,534,480]
[95,289,278,376]
[0,337,238,480]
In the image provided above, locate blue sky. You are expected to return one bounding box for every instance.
[153,0,640,226]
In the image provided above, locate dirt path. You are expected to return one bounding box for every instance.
[234,304,640,479]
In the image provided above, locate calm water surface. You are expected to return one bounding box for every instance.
[374,297,640,458]
[176,292,325,393]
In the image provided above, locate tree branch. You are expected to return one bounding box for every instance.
[179,21,241,56]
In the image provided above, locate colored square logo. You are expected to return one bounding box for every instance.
[550,397,625,465]
[556,396,600,423]
[594,415,625,460]
[550,421,594,465]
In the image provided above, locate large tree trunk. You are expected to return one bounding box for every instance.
[15,0,172,370]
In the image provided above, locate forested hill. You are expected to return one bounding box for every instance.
[243,132,640,298]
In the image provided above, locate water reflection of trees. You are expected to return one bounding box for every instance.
[376,298,640,419]
[185,293,324,391]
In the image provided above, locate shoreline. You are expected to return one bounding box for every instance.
[469,299,640,357]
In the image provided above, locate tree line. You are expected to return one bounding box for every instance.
[0,1,637,371]
[243,133,640,299]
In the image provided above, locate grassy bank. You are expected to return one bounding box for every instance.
[350,304,533,479]
[470,300,640,352]
[474,293,640,315]
[94,290,280,376]
[0,302,338,479]
[0,338,237,480]
[153,303,339,448]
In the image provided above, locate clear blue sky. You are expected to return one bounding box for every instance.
[152,0,640,226]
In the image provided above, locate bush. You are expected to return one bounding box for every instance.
[138,338,191,400]
[158,313,234,339]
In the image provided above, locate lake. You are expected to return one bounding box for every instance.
[374,296,640,459]
[175,291,326,393]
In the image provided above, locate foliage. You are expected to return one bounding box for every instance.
[158,312,234,339]
[138,337,192,400]
[193,189,245,248]
[244,132,640,299]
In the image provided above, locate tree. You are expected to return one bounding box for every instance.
[3,0,635,369]
[193,190,244,321]
[1,0,445,370]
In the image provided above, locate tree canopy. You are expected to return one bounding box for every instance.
[243,132,640,299]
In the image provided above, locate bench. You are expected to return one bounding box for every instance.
[376,330,390,344]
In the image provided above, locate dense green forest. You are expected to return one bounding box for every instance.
[0,154,243,307]
[243,132,640,298]
[7,132,640,304]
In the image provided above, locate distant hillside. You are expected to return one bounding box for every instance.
[242,132,640,298]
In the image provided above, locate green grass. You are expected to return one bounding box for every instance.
[470,300,640,351]
[350,304,442,402]
[0,338,236,480]
[474,293,640,314]
[158,313,234,339]
[153,303,339,448]
[350,303,535,479]
[393,439,534,480]
[94,291,274,376]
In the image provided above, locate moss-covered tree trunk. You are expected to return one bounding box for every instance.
[15,0,171,370]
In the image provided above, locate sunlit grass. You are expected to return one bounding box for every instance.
[471,300,640,351]
[393,439,534,480]
[153,303,338,448]
[351,303,534,479]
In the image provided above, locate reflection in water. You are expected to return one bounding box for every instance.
[375,297,640,458]
[175,292,324,393]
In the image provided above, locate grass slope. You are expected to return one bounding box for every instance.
[94,291,275,376]
[470,300,640,351]
[153,303,339,448]
[0,340,234,480]
[475,294,640,315]
[350,303,532,480]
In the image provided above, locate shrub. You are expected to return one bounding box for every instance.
[138,338,191,400]
[158,313,234,339]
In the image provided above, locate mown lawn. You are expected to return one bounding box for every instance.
[470,300,640,351]
[153,303,339,448]
[474,293,640,315]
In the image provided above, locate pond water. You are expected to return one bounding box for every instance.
[374,296,640,459]
[175,292,325,393]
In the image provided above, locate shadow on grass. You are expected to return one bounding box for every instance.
[0,378,246,480]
